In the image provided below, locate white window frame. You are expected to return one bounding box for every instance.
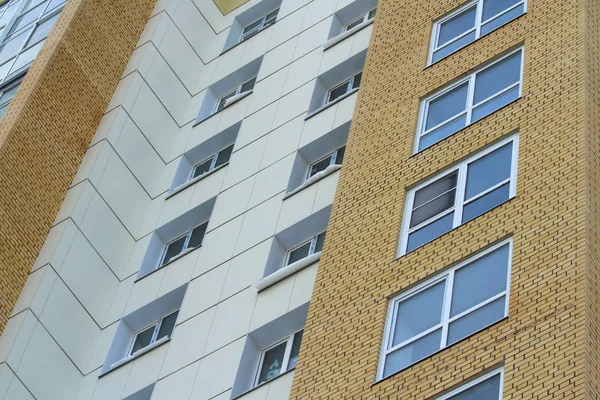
[415,47,524,153]
[326,71,362,105]
[379,240,512,380]
[399,135,519,256]
[435,367,504,399]
[128,310,179,357]
[344,7,376,31]
[254,329,303,387]
[428,0,526,65]
[306,146,345,180]
[285,231,326,267]
[215,77,256,113]
[158,221,208,267]
[189,144,233,181]
[240,8,279,42]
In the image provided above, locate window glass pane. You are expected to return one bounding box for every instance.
[465,143,512,199]
[241,77,256,93]
[462,183,510,223]
[188,223,207,249]
[411,172,457,227]
[192,158,213,179]
[0,80,20,104]
[265,9,279,21]
[257,342,287,385]
[0,103,8,118]
[287,241,311,265]
[287,331,303,370]
[0,3,19,28]
[335,146,345,165]
[473,52,521,104]
[432,31,476,63]
[471,84,519,123]
[437,6,476,47]
[424,83,468,131]
[418,114,468,151]
[392,281,445,346]
[162,236,186,266]
[383,329,442,378]
[480,3,524,35]
[26,11,59,46]
[8,1,46,36]
[448,373,502,400]
[131,325,155,354]
[215,145,233,167]
[9,39,42,74]
[43,0,66,15]
[450,245,509,317]
[447,296,505,345]
[314,231,326,253]
[482,0,520,21]
[368,8,376,19]
[345,16,364,31]
[352,72,362,89]
[406,212,454,252]
[216,90,237,112]
[0,30,28,64]
[328,80,350,103]
[156,311,178,340]
[243,18,262,34]
[309,154,333,178]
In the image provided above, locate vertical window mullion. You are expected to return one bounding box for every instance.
[465,74,476,125]
[182,230,192,252]
[210,153,218,170]
[309,235,317,255]
[281,335,294,373]
[453,164,468,226]
[151,320,161,343]
[440,272,454,347]
[474,0,484,38]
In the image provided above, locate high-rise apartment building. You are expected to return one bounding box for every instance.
[0,0,596,398]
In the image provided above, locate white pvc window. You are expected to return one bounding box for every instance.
[399,135,518,255]
[286,231,326,266]
[429,0,526,64]
[0,0,66,84]
[240,8,278,42]
[326,72,362,104]
[215,77,256,113]
[416,47,523,152]
[435,368,504,399]
[0,72,21,117]
[159,222,208,267]
[129,310,179,356]
[344,7,376,31]
[379,240,512,380]
[190,144,233,181]
[255,330,303,386]
[307,146,345,179]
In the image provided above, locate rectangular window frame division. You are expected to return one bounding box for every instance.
[254,329,303,387]
[285,231,326,267]
[158,221,208,268]
[190,144,234,181]
[428,0,527,65]
[128,310,179,357]
[240,8,279,42]
[399,134,519,256]
[326,71,362,105]
[215,77,256,113]
[378,239,513,381]
[344,7,377,31]
[435,367,504,399]
[415,47,524,153]
[306,146,345,180]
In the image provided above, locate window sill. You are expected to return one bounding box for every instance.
[322,19,374,50]
[231,368,296,400]
[305,88,358,121]
[135,245,202,283]
[283,164,341,200]
[220,21,278,56]
[193,90,253,126]
[253,252,321,292]
[99,337,171,378]
[166,163,229,200]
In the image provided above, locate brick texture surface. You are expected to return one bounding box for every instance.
[0,0,155,332]
[290,0,594,398]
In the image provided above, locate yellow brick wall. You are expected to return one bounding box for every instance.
[290,0,592,398]
[0,0,156,332]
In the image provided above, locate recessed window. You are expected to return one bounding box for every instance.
[430,0,526,64]
[307,146,345,179]
[215,77,256,113]
[159,222,207,267]
[344,7,376,31]
[416,48,523,152]
[129,310,179,357]
[256,330,303,386]
[379,240,511,379]
[0,74,22,118]
[241,8,278,42]
[190,144,233,180]
[286,232,326,267]
[399,135,518,255]
[435,368,504,399]
[327,72,361,104]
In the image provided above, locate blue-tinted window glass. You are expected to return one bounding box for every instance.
[432,31,477,63]
[425,83,469,130]
[482,0,520,21]
[383,329,441,378]
[462,183,510,223]
[437,6,476,46]
[472,85,519,122]
[407,212,454,252]
[473,52,521,104]
[465,143,512,199]
[480,3,524,35]
[447,297,505,345]
[419,114,468,151]
[448,373,502,399]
